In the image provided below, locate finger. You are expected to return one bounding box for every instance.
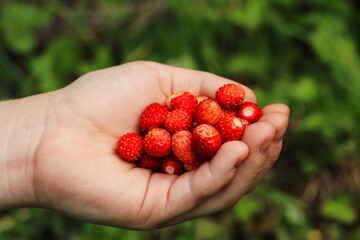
[259,112,289,142]
[162,141,249,220]
[167,122,276,224]
[266,139,283,164]
[213,122,276,201]
[261,103,290,116]
[245,110,290,191]
[245,139,284,193]
[144,61,257,103]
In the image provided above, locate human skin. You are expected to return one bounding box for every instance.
[0,61,290,230]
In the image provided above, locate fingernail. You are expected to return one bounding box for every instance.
[260,139,272,153]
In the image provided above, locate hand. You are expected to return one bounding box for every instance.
[2,61,290,230]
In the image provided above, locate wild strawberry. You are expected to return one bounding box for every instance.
[196,96,209,104]
[164,109,193,134]
[117,133,143,162]
[165,91,185,109]
[216,84,245,110]
[216,116,246,142]
[194,99,222,126]
[162,155,184,174]
[140,103,169,132]
[237,102,262,123]
[171,130,196,163]
[170,92,198,114]
[137,154,163,171]
[192,124,222,158]
[144,128,171,157]
[221,109,236,119]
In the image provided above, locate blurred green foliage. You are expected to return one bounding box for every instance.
[1,0,360,239]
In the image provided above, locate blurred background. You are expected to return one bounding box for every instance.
[1,0,360,239]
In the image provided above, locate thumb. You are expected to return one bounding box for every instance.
[166,141,249,217]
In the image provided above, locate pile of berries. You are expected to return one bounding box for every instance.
[116,84,262,175]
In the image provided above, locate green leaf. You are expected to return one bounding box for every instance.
[290,77,318,103]
[234,196,261,221]
[310,15,360,87]
[77,45,114,75]
[31,38,80,92]
[195,218,229,240]
[228,0,268,30]
[0,2,52,54]
[256,185,307,226]
[301,112,325,131]
[350,227,360,240]
[165,53,198,70]
[321,194,356,223]
[226,54,267,76]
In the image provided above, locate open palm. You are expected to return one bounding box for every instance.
[33,61,289,230]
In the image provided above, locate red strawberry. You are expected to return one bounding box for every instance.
[237,102,262,123]
[221,109,236,119]
[170,92,198,114]
[171,130,196,163]
[194,99,222,126]
[216,84,245,110]
[216,116,246,142]
[162,155,184,174]
[117,133,143,162]
[137,154,163,171]
[140,103,169,132]
[192,124,222,158]
[165,91,185,109]
[144,128,171,157]
[164,109,193,134]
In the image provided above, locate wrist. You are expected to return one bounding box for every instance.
[0,94,49,209]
